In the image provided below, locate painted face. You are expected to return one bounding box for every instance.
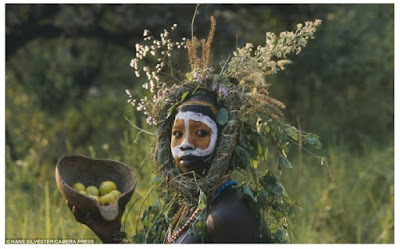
[171,111,218,175]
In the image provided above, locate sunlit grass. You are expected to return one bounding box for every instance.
[5,137,394,243]
[282,143,394,243]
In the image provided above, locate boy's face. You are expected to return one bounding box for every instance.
[170,110,218,175]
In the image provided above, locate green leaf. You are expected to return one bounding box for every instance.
[242,185,256,202]
[303,133,322,149]
[233,145,250,169]
[167,103,179,118]
[166,91,190,118]
[216,107,229,126]
[245,127,266,160]
[274,229,284,241]
[264,124,271,133]
[197,191,207,211]
[280,129,288,143]
[281,142,291,155]
[278,155,292,169]
[181,91,190,102]
[197,211,207,221]
[256,190,269,206]
[131,233,145,243]
[268,184,282,198]
[285,125,299,141]
[250,158,259,168]
[260,170,279,188]
[186,72,193,81]
[189,221,207,239]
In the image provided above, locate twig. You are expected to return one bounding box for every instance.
[125,117,156,136]
[296,116,303,192]
[219,55,231,75]
[191,4,200,40]
[123,194,143,234]
[287,137,333,181]
[145,193,178,240]
[135,186,156,235]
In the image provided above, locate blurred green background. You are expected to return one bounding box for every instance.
[5,4,394,243]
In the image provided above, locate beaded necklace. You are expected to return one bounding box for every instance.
[212,180,237,199]
[166,205,199,243]
[165,179,237,243]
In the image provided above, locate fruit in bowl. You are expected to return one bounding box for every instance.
[99,181,117,196]
[86,185,100,197]
[71,180,122,206]
[55,154,136,221]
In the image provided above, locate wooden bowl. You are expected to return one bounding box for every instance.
[55,154,136,221]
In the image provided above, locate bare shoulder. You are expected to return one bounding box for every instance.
[206,188,258,243]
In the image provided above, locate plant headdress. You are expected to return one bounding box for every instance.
[126,15,325,243]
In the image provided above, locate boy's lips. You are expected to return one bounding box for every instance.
[179,155,202,168]
[179,155,198,160]
[175,154,211,176]
[179,155,197,163]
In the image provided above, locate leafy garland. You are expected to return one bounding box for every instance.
[126,15,326,243]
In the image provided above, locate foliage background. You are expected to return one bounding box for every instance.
[5,4,394,243]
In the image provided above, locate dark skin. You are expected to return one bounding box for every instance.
[173,188,258,243]
[66,200,123,243]
[67,187,258,243]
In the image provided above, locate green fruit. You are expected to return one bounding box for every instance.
[99,193,116,206]
[72,182,85,191]
[86,185,99,196]
[109,190,121,198]
[89,195,100,202]
[78,189,87,195]
[99,180,117,196]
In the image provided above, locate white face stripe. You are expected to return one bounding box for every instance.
[171,111,218,159]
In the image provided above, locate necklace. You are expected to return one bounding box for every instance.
[213,180,237,199]
[166,178,236,243]
[166,206,200,243]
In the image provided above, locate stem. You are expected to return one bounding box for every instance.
[145,194,178,240]
[125,117,156,136]
[296,116,303,192]
[124,194,143,234]
[123,153,151,233]
[135,186,156,235]
[191,4,200,40]
[219,55,231,75]
[287,137,333,181]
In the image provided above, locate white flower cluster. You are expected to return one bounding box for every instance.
[274,19,322,58]
[127,24,187,125]
[228,19,322,83]
[126,19,321,127]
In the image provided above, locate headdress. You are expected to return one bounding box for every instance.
[126,14,324,243]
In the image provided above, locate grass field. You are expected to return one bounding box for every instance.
[284,143,394,243]
[5,133,394,243]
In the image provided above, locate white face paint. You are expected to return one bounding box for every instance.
[170,111,218,159]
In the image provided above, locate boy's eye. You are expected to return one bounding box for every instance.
[196,130,209,137]
[173,131,183,138]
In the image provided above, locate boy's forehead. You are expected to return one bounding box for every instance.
[173,117,211,128]
[174,111,210,124]
[173,110,217,129]
[172,118,184,127]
